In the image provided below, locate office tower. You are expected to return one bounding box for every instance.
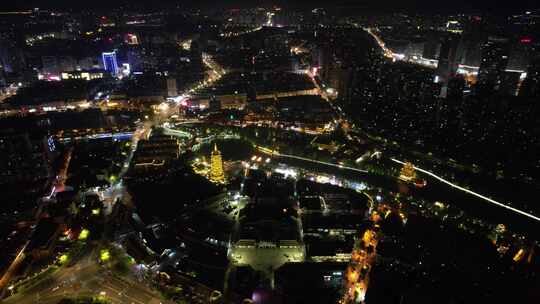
[500,71,522,96]
[423,31,441,60]
[519,56,540,98]
[477,36,511,92]
[0,62,6,88]
[444,74,466,131]
[102,51,119,76]
[0,131,51,185]
[457,16,486,67]
[404,40,425,58]
[507,37,536,71]
[436,34,460,86]
[190,40,203,69]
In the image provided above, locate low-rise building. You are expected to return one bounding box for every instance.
[229,198,305,273]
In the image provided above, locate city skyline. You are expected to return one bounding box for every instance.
[0,3,539,304]
[0,0,539,12]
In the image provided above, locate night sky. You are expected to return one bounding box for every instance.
[0,0,538,12]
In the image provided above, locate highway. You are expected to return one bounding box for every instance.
[99,50,226,212]
[364,27,395,59]
[303,37,540,225]
[364,26,525,74]
[0,242,28,294]
[3,245,174,304]
[99,52,226,211]
[318,82,540,224]
[1,146,75,294]
[255,145,369,174]
[390,158,540,222]
[1,52,226,302]
[342,227,378,304]
[256,124,540,224]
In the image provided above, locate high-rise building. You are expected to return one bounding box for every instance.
[456,16,486,67]
[519,56,540,98]
[209,97,222,112]
[436,34,460,86]
[0,62,6,88]
[42,56,59,75]
[210,144,225,183]
[404,40,425,58]
[447,75,466,103]
[500,71,522,96]
[290,55,300,73]
[166,78,177,97]
[190,40,203,70]
[507,37,537,71]
[102,51,119,76]
[442,74,466,131]
[0,131,52,185]
[477,36,511,93]
[0,35,26,77]
[423,31,441,60]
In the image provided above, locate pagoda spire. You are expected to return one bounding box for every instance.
[210,143,225,183]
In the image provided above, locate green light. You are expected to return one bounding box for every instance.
[91,208,100,215]
[100,249,111,262]
[79,229,90,240]
[59,254,69,265]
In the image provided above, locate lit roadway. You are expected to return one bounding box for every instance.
[390,158,540,222]
[256,145,369,174]
[364,26,437,69]
[2,246,174,304]
[363,26,525,74]
[102,51,226,207]
[1,147,75,293]
[363,27,395,59]
[0,242,28,294]
[303,28,540,224]
[306,45,540,225]
[52,147,74,194]
[285,72,540,225]
[257,67,540,226]
[342,225,379,304]
[305,70,330,101]
[1,52,226,301]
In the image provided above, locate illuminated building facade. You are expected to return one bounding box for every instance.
[399,162,417,182]
[102,51,119,76]
[132,133,180,172]
[61,70,104,81]
[477,37,510,92]
[210,143,225,183]
[126,33,139,45]
[342,213,380,304]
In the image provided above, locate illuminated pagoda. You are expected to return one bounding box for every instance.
[399,162,417,182]
[209,143,225,183]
